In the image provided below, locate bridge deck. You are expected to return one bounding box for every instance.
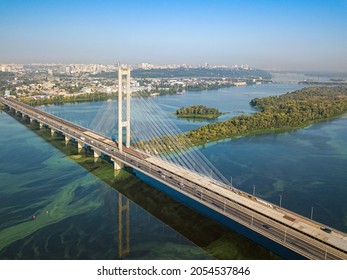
[145,155,347,253]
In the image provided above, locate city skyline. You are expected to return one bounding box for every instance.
[1,0,347,71]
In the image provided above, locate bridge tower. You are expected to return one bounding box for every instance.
[118,66,131,153]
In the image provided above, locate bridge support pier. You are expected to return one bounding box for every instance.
[39,122,44,129]
[94,150,101,159]
[77,141,84,152]
[50,128,56,136]
[29,117,35,124]
[112,159,124,171]
[64,135,71,144]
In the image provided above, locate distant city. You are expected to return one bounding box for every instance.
[0,62,271,101]
[2,62,346,103]
[0,62,252,74]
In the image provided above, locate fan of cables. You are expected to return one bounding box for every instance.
[89,92,231,186]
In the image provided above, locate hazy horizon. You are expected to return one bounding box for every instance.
[1,0,347,72]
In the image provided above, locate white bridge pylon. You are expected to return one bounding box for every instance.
[118,66,131,153]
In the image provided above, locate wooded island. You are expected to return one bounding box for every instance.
[176,105,223,119]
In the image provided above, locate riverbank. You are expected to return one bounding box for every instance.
[17,92,113,106]
[14,82,268,107]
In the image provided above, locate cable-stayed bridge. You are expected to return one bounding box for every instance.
[1,68,347,260]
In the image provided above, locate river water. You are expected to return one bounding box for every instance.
[1,83,346,259]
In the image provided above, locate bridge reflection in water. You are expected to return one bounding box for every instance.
[118,193,130,258]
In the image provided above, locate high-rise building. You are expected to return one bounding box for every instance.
[65,66,71,75]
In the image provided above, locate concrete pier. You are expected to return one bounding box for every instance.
[93,150,101,158]
[113,159,124,170]
[77,141,84,152]
[64,135,71,144]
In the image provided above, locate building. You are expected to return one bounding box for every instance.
[65,66,71,75]
[82,87,92,94]
[233,81,247,86]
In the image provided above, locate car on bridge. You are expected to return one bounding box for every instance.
[320,227,332,233]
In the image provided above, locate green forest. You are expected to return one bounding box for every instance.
[176,105,222,118]
[17,92,113,106]
[186,86,347,145]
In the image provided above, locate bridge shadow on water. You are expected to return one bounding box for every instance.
[3,109,286,260]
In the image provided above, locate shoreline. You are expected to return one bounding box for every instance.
[191,114,347,148]
[14,83,274,107]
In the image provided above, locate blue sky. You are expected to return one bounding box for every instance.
[1,0,347,71]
